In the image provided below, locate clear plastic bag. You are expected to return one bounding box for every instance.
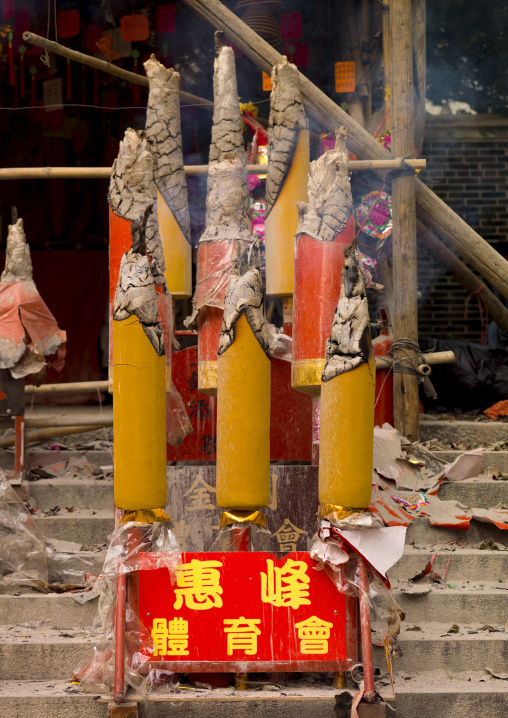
[102,520,181,578]
[266,322,292,362]
[209,523,272,552]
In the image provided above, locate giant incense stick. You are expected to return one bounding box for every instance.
[144,55,192,298]
[187,32,251,395]
[292,127,354,393]
[319,243,375,511]
[264,57,309,301]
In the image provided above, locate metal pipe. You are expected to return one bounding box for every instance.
[357,557,376,702]
[114,571,128,703]
[0,159,426,181]
[25,380,109,395]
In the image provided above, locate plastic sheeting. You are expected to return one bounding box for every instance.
[209,523,271,552]
[75,519,181,696]
[0,473,94,591]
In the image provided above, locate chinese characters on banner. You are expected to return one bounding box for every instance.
[138,552,349,670]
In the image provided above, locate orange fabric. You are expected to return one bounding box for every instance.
[484,399,508,420]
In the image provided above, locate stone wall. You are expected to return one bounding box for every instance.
[417,115,508,343]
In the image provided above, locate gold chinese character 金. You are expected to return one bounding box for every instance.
[174,559,223,610]
[183,476,216,511]
[261,558,311,609]
[223,616,261,656]
[295,615,333,654]
[151,617,190,656]
[272,518,307,552]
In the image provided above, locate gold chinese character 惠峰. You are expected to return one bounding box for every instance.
[272,518,307,552]
[295,615,333,654]
[223,617,261,656]
[261,558,311,609]
[151,617,190,656]
[174,559,223,610]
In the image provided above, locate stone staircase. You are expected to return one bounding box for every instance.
[0,421,507,717]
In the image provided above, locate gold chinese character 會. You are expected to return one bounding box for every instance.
[151,617,190,656]
[174,559,223,610]
[261,558,311,609]
[295,615,333,654]
[272,518,307,552]
[223,617,261,656]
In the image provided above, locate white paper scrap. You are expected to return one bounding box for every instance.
[337,526,407,577]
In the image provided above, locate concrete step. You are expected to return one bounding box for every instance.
[437,477,508,508]
[420,420,508,446]
[34,511,114,545]
[389,547,508,581]
[0,449,113,472]
[0,592,100,630]
[434,450,508,473]
[2,621,506,681]
[392,583,508,624]
[0,673,507,718]
[406,516,507,545]
[29,479,114,511]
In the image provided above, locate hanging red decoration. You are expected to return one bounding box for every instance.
[120,15,149,43]
[225,38,243,58]
[87,25,102,53]
[29,65,37,114]
[132,49,140,103]
[57,9,80,39]
[81,64,86,106]
[2,0,14,21]
[282,39,310,69]
[156,4,176,33]
[13,6,29,50]
[8,32,15,86]
[66,58,72,102]
[18,43,25,98]
[280,12,302,40]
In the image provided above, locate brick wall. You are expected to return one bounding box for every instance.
[417,115,508,343]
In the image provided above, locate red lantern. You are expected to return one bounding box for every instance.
[156,4,176,33]
[280,12,302,40]
[57,10,80,39]
[282,39,310,69]
[120,14,149,42]
[2,0,14,21]
[87,25,102,53]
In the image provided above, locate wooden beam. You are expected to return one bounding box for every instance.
[417,220,508,331]
[412,0,426,153]
[178,0,508,299]
[390,0,419,441]
[22,32,213,111]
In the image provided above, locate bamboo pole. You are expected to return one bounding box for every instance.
[0,424,107,449]
[412,0,426,153]
[23,414,112,428]
[0,159,426,181]
[22,32,213,111]
[25,380,109,395]
[417,220,508,331]
[178,0,508,298]
[390,0,419,442]
[382,0,391,132]
[375,350,455,370]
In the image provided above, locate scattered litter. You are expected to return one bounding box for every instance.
[485,667,508,680]
[447,624,460,633]
[448,584,457,589]
[406,626,422,631]
[484,399,508,421]
[478,538,507,551]
[478,625,502,633]
[409,553,451,583]
[400,582,431,595]
[444,449,483,481]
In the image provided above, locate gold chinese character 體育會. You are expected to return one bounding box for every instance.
[151,616,190,656]
[295,615,333,654]
[223,616,261,656]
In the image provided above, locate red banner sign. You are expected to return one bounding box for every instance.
[138,552,355,672]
